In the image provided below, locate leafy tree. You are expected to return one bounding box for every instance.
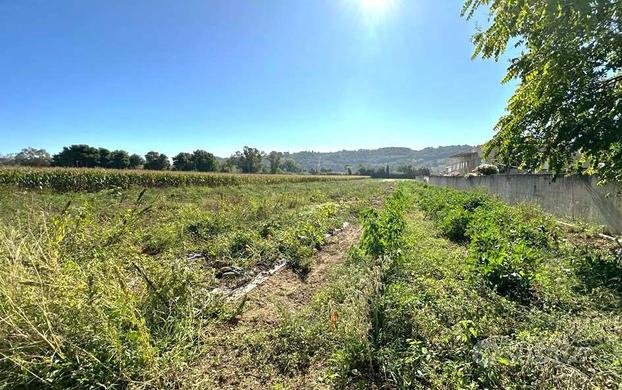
[144,151,170,171]
[52,145,100,168]
[0,154,15,166]
[109,150,130,169]
[267,151,283,174]
[463,0,622,182]
[98,148,112,168]
[192,150,218,172]
[397,165,431,177]
[220,158,237,173]
[128,154,145,169]
[173,152,194,171]
[279,158,303,173]
[13,148,51,167]
[418,167,431,176]
[230,146,263,173]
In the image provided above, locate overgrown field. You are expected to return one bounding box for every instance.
[0,180,389,388]
[1,179,621,389]
[0,167,364,192]
[191,182,622,389]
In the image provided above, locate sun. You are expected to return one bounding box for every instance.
[359,0,394,15]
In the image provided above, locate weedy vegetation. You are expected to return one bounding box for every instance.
[1,178,620,389]
[206,182,622,389]
[0,179,387,388]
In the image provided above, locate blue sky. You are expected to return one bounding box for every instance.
[0,0,515,157]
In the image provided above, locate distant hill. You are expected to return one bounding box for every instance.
[285,145,476,173]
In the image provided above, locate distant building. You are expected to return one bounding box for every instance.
[445,151,481,175]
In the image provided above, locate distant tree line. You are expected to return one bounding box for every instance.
[0,145,311,174]
[48,145,148,169]
[1,145,433,177]
[0,148,52,167]
[357,164,431,179]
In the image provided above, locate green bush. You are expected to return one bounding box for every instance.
[574,246,622,298]
[463,203,559,300]
[438,208,472,242]
[347,182,622,388]
[469,226,542,300]
[416,186,489,242]
[278,203,341,275]
[474,164,499,175]
[360,188,407,260]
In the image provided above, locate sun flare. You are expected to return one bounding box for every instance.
[354,0,398,25]
[360,0,391,13]
[359,0,394,16]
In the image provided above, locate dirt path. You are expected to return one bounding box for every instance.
[186,224,362,389]
[239,223,361,327]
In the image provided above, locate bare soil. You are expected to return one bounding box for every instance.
[239,224,360,327]
[185,224,362,389]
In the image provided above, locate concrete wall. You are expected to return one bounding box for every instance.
[428,174,622,234]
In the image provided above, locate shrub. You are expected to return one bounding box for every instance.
[416,186,490,243]
[278,203,341,275]
[474,164,499,175]
[466,204,557,300]
[438,208,472,242]
[469,225,543,300]
[574,246,622,297]
[186,216,228,239]
[360,188,407,260]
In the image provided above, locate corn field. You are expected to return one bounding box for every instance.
[0,167,364,192]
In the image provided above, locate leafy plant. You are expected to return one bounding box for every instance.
[463,0,622,182]
[474,163,499,176]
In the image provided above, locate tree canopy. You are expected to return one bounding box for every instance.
[109,150,130,169]
[463,0,622,182]
[98,148,112,168]
[2,145,227,173]
[13,148,51,167]
[229,146,264,173]
[51,145,157,170]
[173,152,194,171]
[267,151,283,174]
[144,151,171,171]
[279,158,303,173]
[128,154,145,169]
[192,150,218,172]
[172,150,218,172]
[52,145,100,168]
